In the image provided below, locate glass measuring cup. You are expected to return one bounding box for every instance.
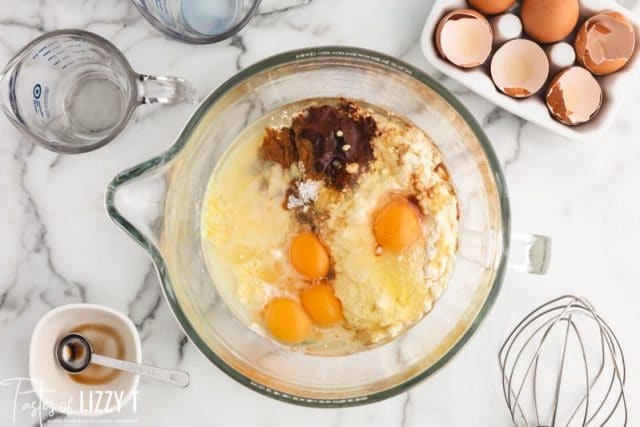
[0,30,195,154]
[131,0,261,44]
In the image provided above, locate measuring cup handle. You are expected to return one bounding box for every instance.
[136,74,196,105]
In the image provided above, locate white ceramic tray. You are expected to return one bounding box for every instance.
[421,0,640,142]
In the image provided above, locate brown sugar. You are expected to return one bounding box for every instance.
[260,102,378,190]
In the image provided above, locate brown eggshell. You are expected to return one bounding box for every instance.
[546,67,603,125]
[521,0,580,44]
[468,0,515,15]
[435,9,493,68]
[490,39,550,98]
[575,11,636,75]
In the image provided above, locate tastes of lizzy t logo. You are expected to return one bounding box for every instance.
[0,377,139,425]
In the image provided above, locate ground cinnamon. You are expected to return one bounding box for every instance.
[260,102,378,190]
[260,127,297,168]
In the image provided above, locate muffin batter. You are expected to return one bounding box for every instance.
[202,99,458,353]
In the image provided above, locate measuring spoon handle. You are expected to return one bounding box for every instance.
[90,353,190,388]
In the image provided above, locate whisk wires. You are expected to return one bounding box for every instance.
[498,295,626,427]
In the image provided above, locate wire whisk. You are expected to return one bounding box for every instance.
[499,295,627,427]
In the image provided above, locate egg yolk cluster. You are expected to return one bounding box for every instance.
[263,232,343,343]
[263,195,424,344]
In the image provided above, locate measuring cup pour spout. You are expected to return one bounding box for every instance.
[0,30,195,154]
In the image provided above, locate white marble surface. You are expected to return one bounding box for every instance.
[0,0,639,425]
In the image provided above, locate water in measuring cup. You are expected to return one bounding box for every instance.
[1,37,130,145]
[64,74,127,136]
[180,0,239,35]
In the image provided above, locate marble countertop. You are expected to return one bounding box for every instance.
[1,0,639,425]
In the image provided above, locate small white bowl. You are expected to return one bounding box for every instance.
[29,304,141,417]
[422,0,640,142]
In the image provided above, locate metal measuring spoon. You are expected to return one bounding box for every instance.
[55,333,190,388]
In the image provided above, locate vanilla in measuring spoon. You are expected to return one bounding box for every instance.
[67,324,125,385]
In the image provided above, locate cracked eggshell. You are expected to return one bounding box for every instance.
[435,9,493,68]
[468,0,515,15]
[491,39,550,98]
[575,11,636,75]
[546,66,603,125]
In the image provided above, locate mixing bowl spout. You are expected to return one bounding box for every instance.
[105,162,169,252]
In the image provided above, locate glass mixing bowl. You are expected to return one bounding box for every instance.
[105,47,550,407]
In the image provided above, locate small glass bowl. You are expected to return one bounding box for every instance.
[130,0,262,44]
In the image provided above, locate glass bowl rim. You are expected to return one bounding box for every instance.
[105,46,511,407]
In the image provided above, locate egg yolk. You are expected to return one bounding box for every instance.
[300,284,344,326]
[264,298,312,343]
[289,232,331,279]
[373,196,422,252]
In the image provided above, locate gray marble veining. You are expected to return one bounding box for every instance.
[0,0,639,426]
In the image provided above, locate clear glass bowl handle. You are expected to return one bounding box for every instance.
[508,233,551,275]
